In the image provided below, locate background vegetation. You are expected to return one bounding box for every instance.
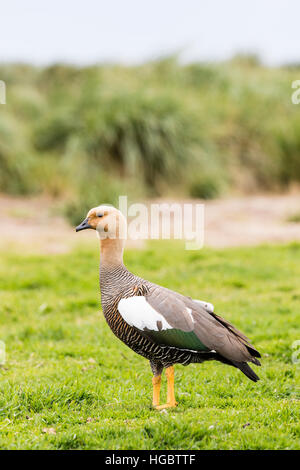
[0,241,299,449]
[1,57,300,223]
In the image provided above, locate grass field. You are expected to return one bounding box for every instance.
[0,241,299,449]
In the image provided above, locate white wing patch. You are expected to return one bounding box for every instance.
[193,299,214,313]
[118,296,173,331]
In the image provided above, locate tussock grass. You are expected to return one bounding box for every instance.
[0,241,299,449]
[1,58,300,220]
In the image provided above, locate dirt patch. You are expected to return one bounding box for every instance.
[0,195,73,254]
[0,193,300,253]
[204,194,300,247]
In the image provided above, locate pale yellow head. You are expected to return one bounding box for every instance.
[76,205,127,240]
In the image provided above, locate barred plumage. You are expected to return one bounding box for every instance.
[100,264,189,366]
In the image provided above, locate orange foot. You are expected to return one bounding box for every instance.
[155,401,178,410]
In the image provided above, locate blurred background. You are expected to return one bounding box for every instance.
[1,0,300,251]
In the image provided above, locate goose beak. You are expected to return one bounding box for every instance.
[76,218,92,232]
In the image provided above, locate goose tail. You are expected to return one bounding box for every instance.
[233,361,260,382]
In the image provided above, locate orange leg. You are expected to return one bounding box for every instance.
[154,366,178,410]
[152,375,161,408]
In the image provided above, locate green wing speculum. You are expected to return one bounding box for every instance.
[143,328,210,352]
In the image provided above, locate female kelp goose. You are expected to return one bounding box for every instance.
[76,205,261,409]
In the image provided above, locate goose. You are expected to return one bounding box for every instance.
[76,205,261,409]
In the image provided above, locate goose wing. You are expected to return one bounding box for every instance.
[118,285,260,364]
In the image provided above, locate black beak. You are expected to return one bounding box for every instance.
[76,218,92,232]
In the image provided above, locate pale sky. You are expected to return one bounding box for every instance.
[0,0,299,66]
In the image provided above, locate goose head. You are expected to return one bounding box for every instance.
[76,205,127,240]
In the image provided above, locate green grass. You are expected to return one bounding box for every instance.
[0,241,299,449]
